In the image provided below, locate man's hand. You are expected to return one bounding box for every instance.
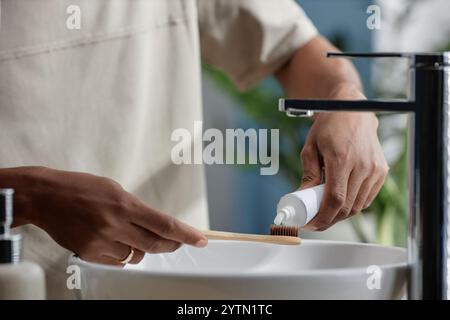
[276,36,389,230]
[300,111,389,230]
[4,167,208,266]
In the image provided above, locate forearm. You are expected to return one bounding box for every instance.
[275,35,364,100]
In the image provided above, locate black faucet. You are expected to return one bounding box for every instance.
[279,52,450,300]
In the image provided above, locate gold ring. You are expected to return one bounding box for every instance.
[119,247,135,264]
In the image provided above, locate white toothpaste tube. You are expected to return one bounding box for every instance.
[274,184,325,227]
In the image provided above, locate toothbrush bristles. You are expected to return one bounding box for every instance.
[270,224,299,237]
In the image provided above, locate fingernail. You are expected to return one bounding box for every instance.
[195,238,208,248]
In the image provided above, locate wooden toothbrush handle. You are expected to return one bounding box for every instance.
[202,230,300,245]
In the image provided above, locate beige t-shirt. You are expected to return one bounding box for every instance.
[0,0,317,298]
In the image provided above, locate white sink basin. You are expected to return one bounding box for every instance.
[70,239,407,299]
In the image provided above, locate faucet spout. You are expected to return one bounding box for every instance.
[279,98,416,117]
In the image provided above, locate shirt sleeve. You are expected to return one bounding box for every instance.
[197,0,318,90]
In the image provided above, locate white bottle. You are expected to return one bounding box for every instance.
[0,189,46,300]
[274,184,325,227]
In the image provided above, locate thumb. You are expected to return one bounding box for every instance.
[299,145,322,190]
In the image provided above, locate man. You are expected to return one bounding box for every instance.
[0,0,388,298]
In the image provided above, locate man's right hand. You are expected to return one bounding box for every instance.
[2,166,208,266]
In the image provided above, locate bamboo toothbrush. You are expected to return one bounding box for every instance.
[202,226,300,245]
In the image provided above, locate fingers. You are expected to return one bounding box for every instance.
[300,144,322,189]
[131,207,208,248]
[350,164,388,215]
[363,175,387,209]
[128,248,146,264]
[103,241,145,265]
[331,174,376,225]
[317,161,389,228]
[332,169,366,222]
[92,251,145,266]
[117,222,182,254]
[305,155,351,231]
[350,176,378,216]
[75,236,146,266]
[82,230,183,265]
[343,177,372,221]
[92,255,124,267]
[77,245,124,267]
